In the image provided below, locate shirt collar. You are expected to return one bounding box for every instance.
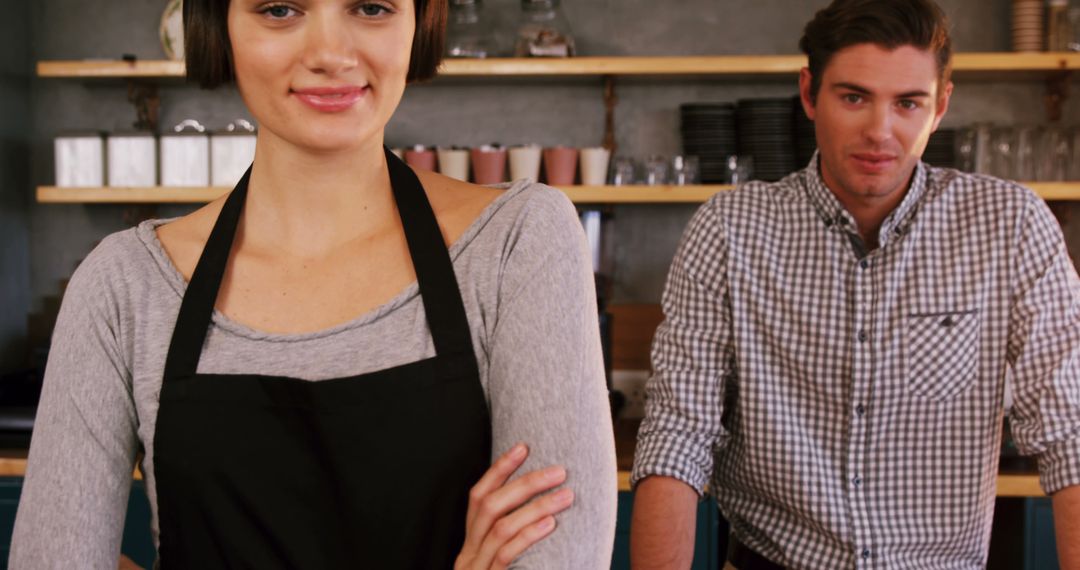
[802,152,929,247]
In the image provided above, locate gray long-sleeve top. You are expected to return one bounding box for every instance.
[10,180,617,569]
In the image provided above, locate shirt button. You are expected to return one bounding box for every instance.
[855,404,866,416]
[852,476,862,487]
[862,549,871,559]
[858,330,869,342]
[859,259,870,270]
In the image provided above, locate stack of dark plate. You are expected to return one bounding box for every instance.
[923,128,956,168]
[737,98,797,181]
[792,96,817,168]
[679,102,737,183]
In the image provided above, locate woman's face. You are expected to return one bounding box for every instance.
[227,0,416,153]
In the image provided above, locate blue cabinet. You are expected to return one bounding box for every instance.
[988,497,1060,570]
[0,477,156,570]
[0,480,1059,570]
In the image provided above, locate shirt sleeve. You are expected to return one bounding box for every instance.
[1005,196,1080,495]
[631,198,733,495]
[9,242,139,569]
[483,187,617,569]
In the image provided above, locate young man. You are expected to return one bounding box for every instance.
[630,0,1080,568]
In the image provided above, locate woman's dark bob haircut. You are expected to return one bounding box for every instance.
[184,0,448,89]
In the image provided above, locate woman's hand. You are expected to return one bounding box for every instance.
[455,443,574,570]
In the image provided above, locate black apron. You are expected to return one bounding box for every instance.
[153,148,492,569]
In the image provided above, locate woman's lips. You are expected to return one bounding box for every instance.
[291,86,368,113]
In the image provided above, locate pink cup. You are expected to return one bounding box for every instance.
[471,146,508,185]
[543,146,579,186]
[404,147,436,171]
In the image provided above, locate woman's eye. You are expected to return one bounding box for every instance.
[357,3,391,16]
[261,4,296,19]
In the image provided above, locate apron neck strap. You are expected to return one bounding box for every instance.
[163,148,478,380]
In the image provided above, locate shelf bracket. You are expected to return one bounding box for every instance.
[1044,70,1070,123]
[127,81,161,132]
[603,75,617,154]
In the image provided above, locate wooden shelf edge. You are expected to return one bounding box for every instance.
[37,186,229,204]
[1027,182,1080,201]
[36,53,1080,79]
[35,185,730,204]
[38,59,186,78]
[36,183,1080,204]
[559,185,731,203]
[996,474,1045,497]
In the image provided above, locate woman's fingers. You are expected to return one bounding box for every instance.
[474,488,574,569]
[468,464,566,550]
[466,443,529,531]
[489,516,560,570]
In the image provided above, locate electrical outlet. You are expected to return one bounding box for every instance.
[612,369,651,420]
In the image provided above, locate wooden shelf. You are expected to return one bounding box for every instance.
[36,186,228,204]
[37,53,1080,79]
[36,182,1080,205]
[563,185,728,203]
[37,59,186,79]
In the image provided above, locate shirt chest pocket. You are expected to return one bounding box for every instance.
[904,309,980,401]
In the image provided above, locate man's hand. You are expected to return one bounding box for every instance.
[1053,484,1080,568]
[630,475,699,569]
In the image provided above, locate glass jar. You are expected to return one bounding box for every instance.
[514,0,576,57]
[446,0,491,58]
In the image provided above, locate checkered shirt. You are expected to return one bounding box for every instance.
[632,156,1080,569]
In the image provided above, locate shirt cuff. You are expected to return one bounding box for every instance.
[630,431,713,496]
[1039,436,1080,495]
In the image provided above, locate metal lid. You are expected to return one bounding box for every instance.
[212,119,257,136]
[164,119,208,137]
[450,0,480,6]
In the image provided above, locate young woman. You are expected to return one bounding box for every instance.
[10,0,616,567]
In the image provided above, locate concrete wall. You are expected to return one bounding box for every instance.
[25,0,1080,308]
[1,1,32,370]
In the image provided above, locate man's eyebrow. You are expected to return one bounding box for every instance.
[830,82,932,99]
[831,82,872,94]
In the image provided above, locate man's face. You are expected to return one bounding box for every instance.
[799,43,953,206]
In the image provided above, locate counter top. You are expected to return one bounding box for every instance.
[0,432,1044,496]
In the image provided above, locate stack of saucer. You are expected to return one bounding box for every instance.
[1012,0,1044,52]
[922,128,956,168]
[792,96,817,168]
[736,98,797,182]
[680,102,738,183]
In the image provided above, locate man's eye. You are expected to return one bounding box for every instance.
[842,94,862,104]
[898,100,919,110]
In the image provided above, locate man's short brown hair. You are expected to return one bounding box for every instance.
[183,0,447,89]
[799,0,953,101]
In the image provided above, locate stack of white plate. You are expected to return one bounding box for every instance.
[1012,0,1044,52]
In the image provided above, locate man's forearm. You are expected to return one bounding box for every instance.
[1053,484,1080,568]
[630,476,699,569]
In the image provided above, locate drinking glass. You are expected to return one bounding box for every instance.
[644,155,669,185]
